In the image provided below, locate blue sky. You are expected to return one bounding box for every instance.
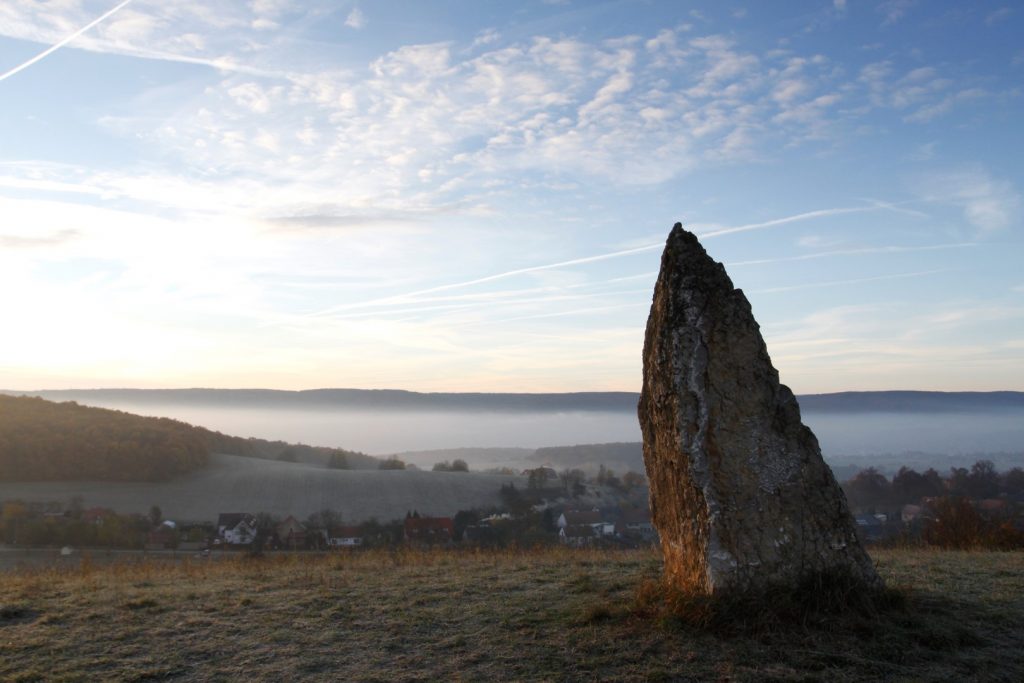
[0,0,1021,393]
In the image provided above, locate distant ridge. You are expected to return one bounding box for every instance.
[2,388,1023,413]
[796,391,1024,413]
[2,388,638,412]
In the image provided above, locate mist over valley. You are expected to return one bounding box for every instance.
[8,389,1022,471]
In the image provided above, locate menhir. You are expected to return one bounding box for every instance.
[638,223,880,595]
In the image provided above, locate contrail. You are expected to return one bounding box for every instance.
[0,0,136,83]
[303,204,905,319]
[727,242,978,267]
[751,268,953,295]
[303,242,665,318]
[697,206,873,239]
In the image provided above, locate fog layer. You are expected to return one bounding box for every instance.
[69,400,1024,457]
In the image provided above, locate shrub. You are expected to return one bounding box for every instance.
[923,496,1024,550]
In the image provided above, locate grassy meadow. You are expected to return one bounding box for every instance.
[1,547,1022,682]
[0,453,525,523]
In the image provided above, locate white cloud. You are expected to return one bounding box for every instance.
[772,78,808,103]
[855,61,988,123]
[909,141,938,161]
[14,2,973,194]
[470,29,500,49]
[0,7,1003,217]
[903,88,986,123]
[0,228,79,248]
[986,7,1013,26]
[878,0,917,26]
[0,1,288,77]
[344,7,366,29]
[577,61,634,122]
[36,12,991,219]
[687,35,760,97]
[916,167,1021,234]
[250,0,293,16]
[227,82,279,113]
[102,9,157,44]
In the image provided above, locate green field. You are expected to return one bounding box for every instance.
[0,453,525,523]
[1,548,1021,681]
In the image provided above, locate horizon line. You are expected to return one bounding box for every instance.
[4,387,1022,396]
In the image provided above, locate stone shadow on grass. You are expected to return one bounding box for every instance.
[578,571,1008,681]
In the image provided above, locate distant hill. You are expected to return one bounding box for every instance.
[198,430,377,470]
[531,442,644,474]
[389,447,533,471]
[6,388,638,412]
[796,391,1024,413]
[0,395,375,482]
[0,395,208,482]
[6,388,1022,414]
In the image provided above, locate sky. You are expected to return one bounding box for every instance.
[0,0,1021,394]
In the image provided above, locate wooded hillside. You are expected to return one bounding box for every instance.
[0,395,378,482]
[198,431,378,470]
[532,442,644,473]
[0,395,209,482]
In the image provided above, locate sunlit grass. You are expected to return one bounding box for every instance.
[1,547,1022,681]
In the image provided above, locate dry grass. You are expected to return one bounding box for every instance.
[0,453,525,522]
[1,547,1022,681]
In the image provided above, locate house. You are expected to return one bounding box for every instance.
[854,513,886,541]
[146,521,178,550]
[977,499,1009,518]
[404,516,454,545]
[217,513,257,545]
[327,525,363,548]
[478,513,512,524]
[557,510,602,529]
[276,515,307,549]
[557,509,615,537]
[901,504,925,523]
[616,509,657,541]
[559,524,595,547]
[177,522,214,550]
[462,524,500,545]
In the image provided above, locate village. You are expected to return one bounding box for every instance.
[0,499,658,557]
[3,458,1023,558]
[0,464,663,556]
[840,460,1024,547]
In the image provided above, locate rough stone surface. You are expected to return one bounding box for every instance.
[638,223,880,595]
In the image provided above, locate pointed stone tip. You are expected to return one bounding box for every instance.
[667,221,700,249]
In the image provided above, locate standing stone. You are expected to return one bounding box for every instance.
[638,223,880,595]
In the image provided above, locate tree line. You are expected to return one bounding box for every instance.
[842,459,1024,510]
[0,396,208,482]
[0,395,376,482]
[842,460,1024,550]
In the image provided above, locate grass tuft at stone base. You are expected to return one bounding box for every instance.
[631,568,909,636]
